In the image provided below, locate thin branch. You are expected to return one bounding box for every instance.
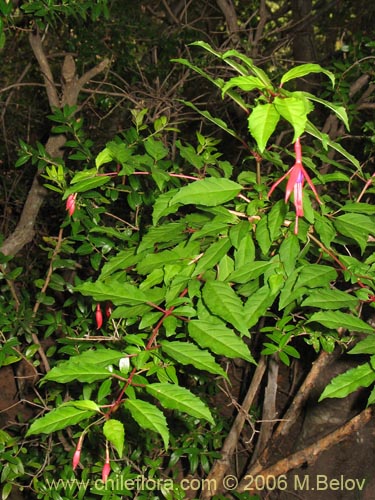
[200,356,267,499]
[237,407,373,493]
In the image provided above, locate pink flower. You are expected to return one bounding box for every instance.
[102,447,111,483]
[66,193,77,216]
[72,434,84,471]
[96,303,103,329]
[268,137,322,233]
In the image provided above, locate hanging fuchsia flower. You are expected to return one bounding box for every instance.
[105,302,112,319]
[65,193,77,216]
[268,137,322,233]
[96,303,103,329]
[72,434,84,471]
[102,446,111,483]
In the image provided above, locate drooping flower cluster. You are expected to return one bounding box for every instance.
[268,137,322,234]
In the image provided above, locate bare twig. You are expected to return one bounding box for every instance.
[237,407,373,493]
[246,349,338,477]
[200,356,267,499]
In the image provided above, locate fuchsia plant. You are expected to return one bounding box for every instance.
[268,137,322,233]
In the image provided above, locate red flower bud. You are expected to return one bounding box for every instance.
[105,302,112,319]
[102,447,110,483]
[72,434,84,471]
[65,193,77,217]
[96,303,103,329]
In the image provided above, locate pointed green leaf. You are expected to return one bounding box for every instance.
[274,96,310,141]
[169,178,242,207]
[295,264,337,289]
[233,233,255,269]
[319,359,375,401]
[307,311,374,333]
[222,75,266,96]
[66,349,127,368]
[26,406,95,436]
[305,121,360,170]
[64,400,101,412]
[161,341,227,377]
[144,137,168,161]
[125,399,169,450]
[244,285,276,329]
[179,100,243,138]
[334,213,375,254]
[193,237,232,276]
[75,280,147,306]
[103,419,125,458]
[248,103,280,152]
[65,176,111,197]
[303,93,349,130]
[188,320,255,363]
[42,362,112,384]
[279,234,300,276]
[301,289,358,309]
[281,64,335,87]
[341,202,375,215]
[228,261,274,284]
[350,336,375,356]
[147,383,214,424]
[203,281,248,335]
[268,200,287,241]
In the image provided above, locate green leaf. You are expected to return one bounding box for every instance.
[75,280,147,306]
[161,341,227,377]
[64,400,101,412]
[228,261,274,284]
[267,200,287,241]
[125,399,169,450]
[303,93,349,130]
[334,213,375,254]
[307,311,374,333]
[179,100,243,138]
[65,176,111,197]
[314,213,336,248]
[274,96,310,141]
[66,348,126,367]
[244,285,276,329]
[280,64,335,87]
[43,362,112,384]
[319,359,375,401]
[26,406,95,436]
[248,103,280,153]
[193,237,232,276]
[350,336,375,356]
[294,264,337,289]
[169,178,242,207]
[202,281,248,335]
[103,419,124,458]
[341,202,375,215]
[188,320,255,363]
[233,233,255,268]
[301,289,358,309]
[255,215,272,255]
[279,234,300,276]
[144,137,168,161]
[100,249,141,279]
[147,383,214,424]
[305,121,360,170]
[221,75,266,96]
